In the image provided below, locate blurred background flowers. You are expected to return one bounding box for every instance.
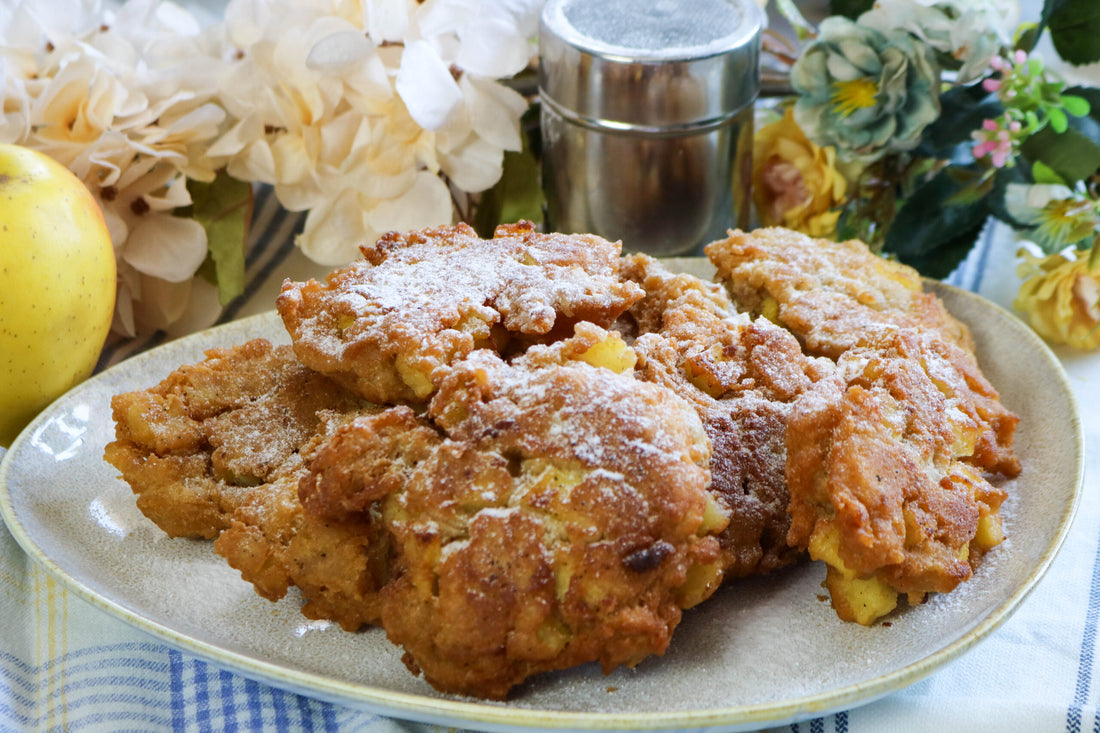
[0,0,540,336]
[1,0,1098,349]
[756,0,1100,350]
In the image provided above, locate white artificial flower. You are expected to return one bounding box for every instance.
[396,39,465,130]
[860,0,1018,82]
[212,0,543,265]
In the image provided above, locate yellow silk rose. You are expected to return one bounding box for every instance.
[1015,247,1100,351]
[753,108,848,237]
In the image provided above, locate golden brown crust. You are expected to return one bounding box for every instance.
[706,228,1018,624]
[705,227,1019,479]
[786,328,1009,620]
[103,339,362,538]
[277,221,643,404]
[705,228,975,357]
[620,257,832,578]
[297,331,727,699]
[616,253,736,337]
[212,440,391,632]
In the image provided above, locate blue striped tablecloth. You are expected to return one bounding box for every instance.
[1,185,1098,732]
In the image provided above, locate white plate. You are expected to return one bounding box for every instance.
[0,281,1083,733]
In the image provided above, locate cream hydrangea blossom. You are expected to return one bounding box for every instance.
[209,0,539,265]
[0,0,228,336]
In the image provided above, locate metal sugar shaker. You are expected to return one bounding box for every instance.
[539,0,763,256]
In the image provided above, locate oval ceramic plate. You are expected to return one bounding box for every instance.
[0,280,1083,733]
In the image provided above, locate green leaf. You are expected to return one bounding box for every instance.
[1065,86,1100,131]
[828,0,874,20]
[1089,233,1100,270]
[186,174,252,306]
[1061,94,1091,117]
[1040,0,1070,33]
[1046,0,1100,65]
[940,165,996,206]
[883,168,991,279]
[1020,124,1100,182]
[901,219,988,280]
[1032,159,1067,185]
[1015,23,1041,53]
[1048,106,1069,133]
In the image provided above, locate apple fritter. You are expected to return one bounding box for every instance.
[276,221,643,405]
[705,229,1018,624]
[299,326,728,699]
[619,256,834,578]
[786,328,1010,625]
[213,409,414,632]
[705,227,1019,478]
[616,252,736,337]
[705,227,975,358]
[104,339,362,539]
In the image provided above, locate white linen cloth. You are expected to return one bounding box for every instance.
[0,184,1097,732]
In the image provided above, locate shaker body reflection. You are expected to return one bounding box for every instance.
[538,0,762,256]
[541,104,752,256]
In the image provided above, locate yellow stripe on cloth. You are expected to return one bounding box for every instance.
[34,566,68,732]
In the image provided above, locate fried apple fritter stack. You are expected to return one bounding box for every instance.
[706,228,1020,624]
[104,221,1023,698]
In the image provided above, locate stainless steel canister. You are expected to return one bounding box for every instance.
[539,0,763,256]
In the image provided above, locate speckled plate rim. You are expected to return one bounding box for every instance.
[0,281,1084,733]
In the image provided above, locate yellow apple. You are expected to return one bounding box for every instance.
[0,144,116,448]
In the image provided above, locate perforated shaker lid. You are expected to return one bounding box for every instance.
[539,0,764,131]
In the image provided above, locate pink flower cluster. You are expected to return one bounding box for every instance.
[972,116,1022,168]
[982,50,1029,94]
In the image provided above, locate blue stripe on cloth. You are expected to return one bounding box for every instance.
[322,696,339,732]
[837,710,848,733]
[56,698,173,732]
[170,649,186,731]
[0,651,39,697]
[1068,532,1100,732]
[270,682,290,732]
[219,668,239,733]
[1,645,176,731]
[62,709,173,732]
[0,694,35,729]
[39,680,171,721]
[193,653,213,733]
[97,329,168,371]
[810,717,825,733]
[244,186,281,269]
[295,692,315,733]
[246,675,264,729]
[943,220,991,293]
